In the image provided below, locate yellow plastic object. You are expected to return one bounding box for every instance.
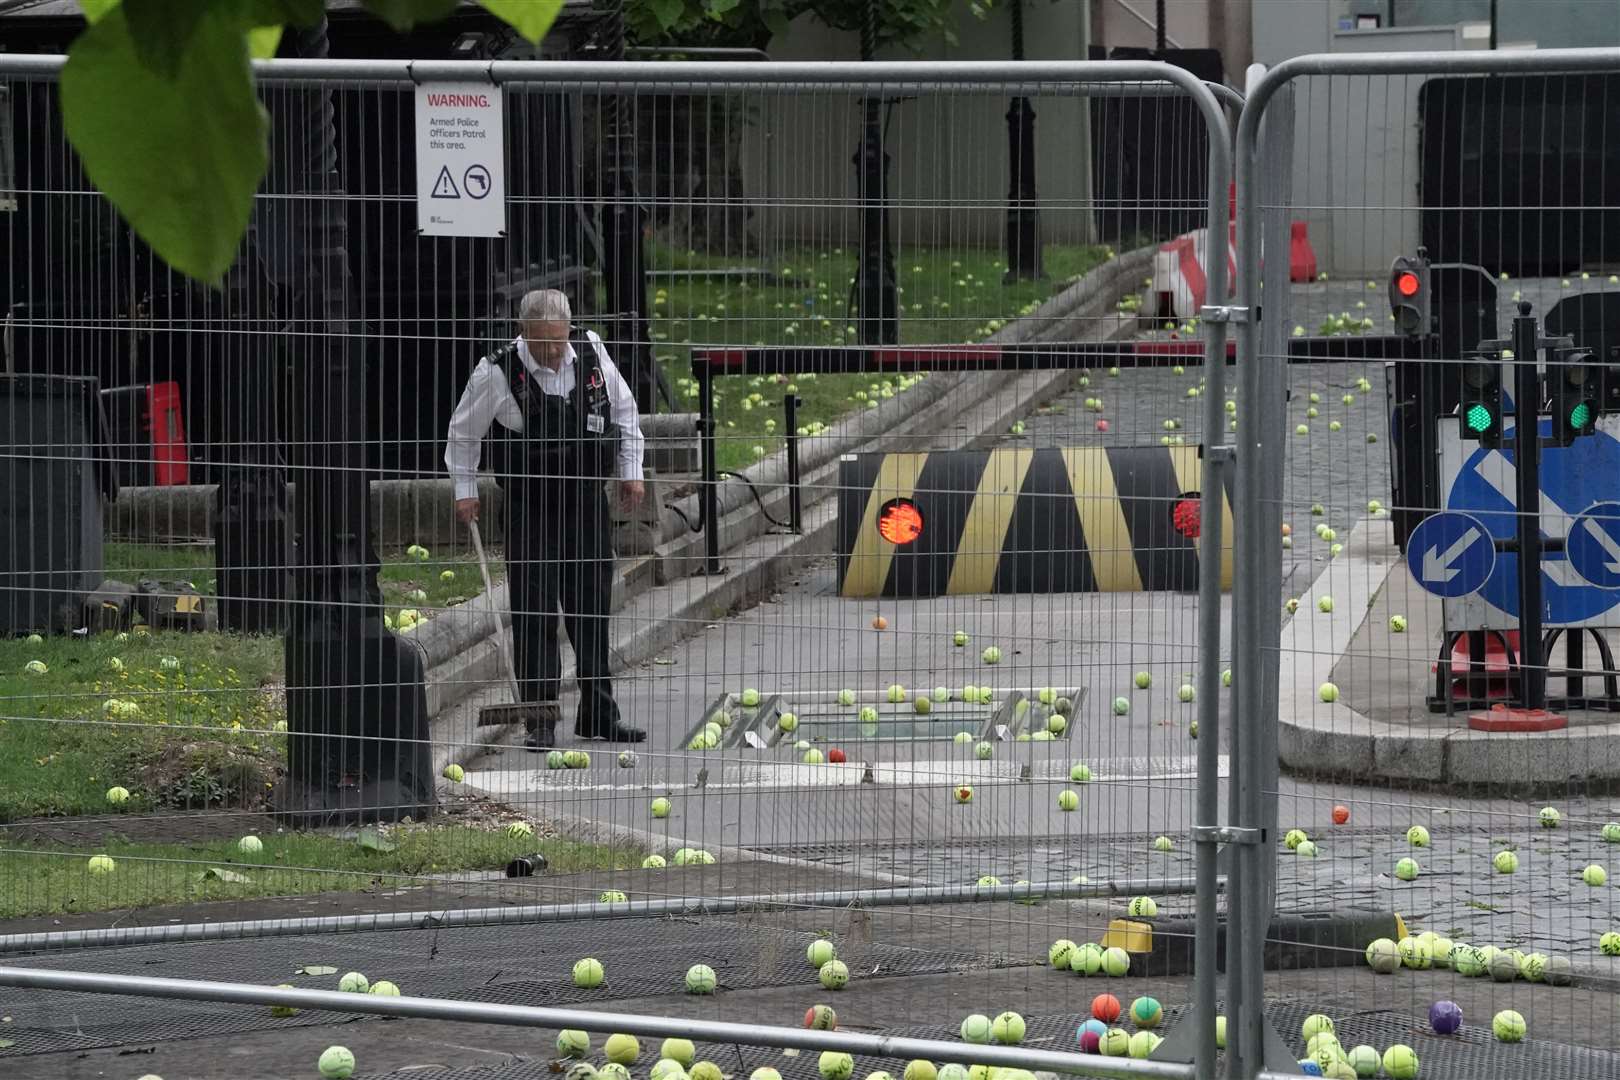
[1102,918,1153,954]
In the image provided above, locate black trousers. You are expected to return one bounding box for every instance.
[505,474,619,731]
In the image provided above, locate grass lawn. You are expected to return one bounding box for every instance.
[1,543,508,823]
[0,827,643,919]
[643,242,1110,473]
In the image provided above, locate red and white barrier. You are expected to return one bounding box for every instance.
[1143,187,1319,319]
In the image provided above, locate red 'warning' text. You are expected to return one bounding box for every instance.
[426,93,491,108]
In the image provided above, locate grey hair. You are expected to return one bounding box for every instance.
[518,289,571,324]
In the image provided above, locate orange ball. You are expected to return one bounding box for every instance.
[1281,524,1292,536]
[1091,993,1122,1023]
[1332,804,1350,825]
[872,615,889,630]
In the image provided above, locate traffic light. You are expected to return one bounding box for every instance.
[1551,347,1600,446]
[1460,360,1504,447]
[1389,255,1431,337]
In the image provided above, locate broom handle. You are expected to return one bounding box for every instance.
[468,520,525,703]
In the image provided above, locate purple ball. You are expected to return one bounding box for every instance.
[1076,1018,1108,1052]
[1430,999,1463,1034]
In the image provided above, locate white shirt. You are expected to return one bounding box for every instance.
[444,331,645,499]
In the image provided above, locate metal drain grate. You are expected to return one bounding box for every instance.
[0,918,1011,1059]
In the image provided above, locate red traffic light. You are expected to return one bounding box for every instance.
[1395,271,1421,297]
[876,498,924,545]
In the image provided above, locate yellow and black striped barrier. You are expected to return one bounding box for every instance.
[836,446,1233,598]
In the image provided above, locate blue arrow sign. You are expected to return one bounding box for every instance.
[1568,501,1620,590]
[1408,511,1495,597]
[1447,417,1620,622]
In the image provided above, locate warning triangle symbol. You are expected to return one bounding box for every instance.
[431,165,460,199]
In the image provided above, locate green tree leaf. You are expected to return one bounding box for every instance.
[249,25,285,58]
[360,0,460,32]
[62,4,267,286]
[77,0,118,22]
[646,0,687,30]
[479,0,564,43]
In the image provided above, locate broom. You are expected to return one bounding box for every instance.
[468,519,557,732]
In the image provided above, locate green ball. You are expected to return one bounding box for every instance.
[1601,931,1620,955]
[1492,1009,1526,1042]
[1070,762,1093,782]
[572,958,604,988]
[960,1013,992,1043]
[1127,1031,1159,1059]
[1047,938,1077,967]
[991,1010,1026,1044]
[1215,1016,1227,1049]
[1603,822,1620,843]
[546,750,566,770]
[1488,952,1520,981]
[1111,696,1130,716]
[1301,1014,1335,1041]
[1364,938,1399,973]
[1070,942,1103,975]
[1099,1028,1130,1056]
[338,971,369,993]
[367,980,400,997]
[933,686,951,702]
[1057,789,1079,811]
[1398,936,1431,969]
[1127,895,1158,918]
[318,1046,356,1079]
[903,1062,937,1080]
[981,646,1002,665]
[1395,857,1420,881]
[740,688,761,707]
[1344,1045,1380,1078]
[819,1053,854,1080]
[974,741,994,760]
[953,631,969,647]
[817,959,848,990]
[1152,835,1173,852]
[837,689,857,706]
[685,964,718,994]
[1382,1045,1418,1080]
[557,1030,592,1057]
[601,1065,633,1080]
[651,797,672,819]
[1494,849,1519,873]
[1451,944,1485,976]
[1284,829,1308,850]
[1540,806,1561,828]
[1406,825,1430,847]
[807,939,837,968]
[691,1064,723,1080]
[1134,671,1152,689]
[1295,840,1319,858]
[604,1036,641,1066]
[887,683,907,703]
[1101,946,1130,976]
[1584,864,1608,886]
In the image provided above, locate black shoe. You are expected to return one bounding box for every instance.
[575,721,646,743]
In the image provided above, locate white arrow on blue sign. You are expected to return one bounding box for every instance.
[1567,501,1620,590]
[1407,511,1495,598]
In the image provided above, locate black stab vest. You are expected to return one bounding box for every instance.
[487,336,621,487]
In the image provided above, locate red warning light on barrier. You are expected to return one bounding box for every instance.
[876,499,924,545]
[1172,496,1202,540]
[1395,271,1421,297]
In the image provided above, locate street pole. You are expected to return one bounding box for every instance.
[600,0,656,411]
[1511,301,1546,710]
[854,0,898,345]
[1002,0,1043,283]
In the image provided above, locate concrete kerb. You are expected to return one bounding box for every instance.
[1276,516,1620,788]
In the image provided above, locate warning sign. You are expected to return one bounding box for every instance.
[415,81,505,237]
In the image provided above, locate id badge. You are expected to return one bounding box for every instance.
[586,413,605,434]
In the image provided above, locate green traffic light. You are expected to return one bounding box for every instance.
[1570,400,1594,431]
[1465,402,1496,433]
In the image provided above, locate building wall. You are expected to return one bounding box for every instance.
[749,0,1097,251]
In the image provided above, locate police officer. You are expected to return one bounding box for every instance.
[445,289,646,746]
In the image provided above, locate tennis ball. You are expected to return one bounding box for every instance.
[960,1013,993,1043]
[803,749,825,764]
[858,706,879,724]
[970,740,993,761]
[1521,952,1548,981]
[570,958,604,988]
[1126,1031,1159,1059]
[1344,1045,1379,1077]
[546,750,566,769]
[1602,822,1620,843]
[1494,849,1519,873]
[1488,952,1520,981]
[1296,840,1319,858]
[1451,944,1485,976]
[318,1046,356,1079]
[954,785,974,803]
[1389,614,1407,632]
[1112,696,1131,715]
[442,763,465,783]
[954,630,970,646]
[819,1053,854,1080]
[605,1034,641,1064]
[600,1065,632,1080]
[1177,683,1195,702]
[818,959,849,989]
[1301,1014,1334,1041]
[1602,931,1620,955]
[837,689,857,706]
[1318,682,1339,702]
[982,646,1002,664]
[749,1070,781,1080]
[1213,1016,1227,1049]
[1130,996,1162,1028]
[1101,946,1130,976]
[740,689,761,707]
[506,821,533,839]
[991,1011,1026,1044]
[1048,939,1078,968]
[267,983,300,1018]
[650,797,671,819]
[1099,1028,1131,1056]
[1401,824,1431,847]
[1056,789,1080,812]
[953,731,974,744]
[1152,835,1173,852]
[23,660,47,675]
[887,684,907,703]
[1306,1032,1342,1060]
[931,686,952,704]
[1071,763,1093,782]
[105,786,130,805]
[787,1002,833,1033]
[368,980,400,997]
[338,971,369,993]
[1540,806,1561,828]
[937,1067,969,1080]
[1493,1010,1526,1042]
[1585,864,1608,886]
[1071,943,1103,975]
[903,1061,936,1080]
[1364,938,1399,973]
[652,1061,688,1080]
[913,696,932,715]
[598,890,628,904]
[85,853,117,875]
[1134,671,1152,689]
[557,1030,592,1057]
[1382,1045,1418,1080]
[1544,955,1573,985]
[1127,896,1158,918]
[976,874,1001,888]
[237,835,263,856]
[1285,829,1308,849]
[1398,937,1432,969]
[807,939,837,967]
[1317,596,1334,613]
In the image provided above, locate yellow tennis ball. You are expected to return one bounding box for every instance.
[819,1053,854,1080]
[661,1039,696,1066]
[604,1034,641,1064]
[1382,1045,1418,1080]
[557,1030,592,1057]
[990,1011,1025,1044]
[808,939,837,967]
[1492,1010,1526,1042]
[1101,946,1130,976]
[338,971,369,993]
[318,1046,356,1079]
